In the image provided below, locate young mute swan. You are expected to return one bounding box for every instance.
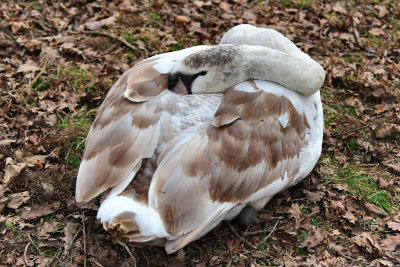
[75,24,325,254]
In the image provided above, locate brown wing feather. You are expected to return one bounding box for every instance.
[75,59,171,203]
[150,85,309,240]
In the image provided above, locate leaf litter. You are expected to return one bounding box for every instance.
[0,0,399,265]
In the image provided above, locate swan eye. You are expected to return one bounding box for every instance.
[198,71,207,76]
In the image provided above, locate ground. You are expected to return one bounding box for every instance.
[0,0,399,266]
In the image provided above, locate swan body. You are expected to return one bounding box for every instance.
[75,25,324,254]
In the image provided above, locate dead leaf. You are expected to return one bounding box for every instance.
[300,226,325,248]
[343,210,356,224]
[39,47,60,65]
[175,15,190,24]
[1,99,12,117]
[375,6,388,18]
[364,203,388,216]
[373,104,390,115]
[21,202,60,220]
[16,61,40,73]
[387,221,400,232]
[369,27,385,36]
[304,190,325,203]
[2,160,27,185]
[332,2,347,14]
[379,234,400,251]
[7,191,30,209]
[63,222,81,252]
[386,163,400,173]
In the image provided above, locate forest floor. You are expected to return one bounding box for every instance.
[1,0,399,266]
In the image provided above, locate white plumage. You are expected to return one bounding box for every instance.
[75,24,325,253]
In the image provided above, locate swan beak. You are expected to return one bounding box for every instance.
[169,76,190,95]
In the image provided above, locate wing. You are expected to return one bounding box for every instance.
[76,45,214,203]
[75,55,179,203]
[149,80,317,253]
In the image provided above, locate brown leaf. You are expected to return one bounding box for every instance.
[2,160,27,185]
[369,27,385,36]
[343,210,356,224]
[379,234,400,251]
[16,61,40,73]
[364,203,388,216]
[152,0,164,9]
[375,6,388,18]
[21,202,60,220]
[386,163,400,173]
[373,104,390,115]
[1,99,12,117]
[304,190,325,203]
[174,15,190,24]
[300,226,325,248]
[332,2,347,14]
[379,177,390,189]
[7,191,30,209]
[387,221,400,232]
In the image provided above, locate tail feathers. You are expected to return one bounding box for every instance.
[97,195,170,241]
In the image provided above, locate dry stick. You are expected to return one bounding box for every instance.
[64,225,82,255]
[75,30,137,51]
[226,256,233,267]
[335,250,369,266]
[331,123,373,137]
[352,22,363,49]
[257,220,279,248]
[244,229,268,237]
[93,259,105,267]
[28,59,48,89]
[226,222,257,250]
[82,212,87,267]
[117,240,137,267]
[23,242,31,267]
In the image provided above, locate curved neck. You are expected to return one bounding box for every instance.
[232,45,325,96]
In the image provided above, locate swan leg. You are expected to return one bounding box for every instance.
[236,205,257,228]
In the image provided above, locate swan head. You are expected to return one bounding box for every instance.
[168,45,243,95]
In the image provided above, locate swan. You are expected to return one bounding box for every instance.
[75,24,325,254]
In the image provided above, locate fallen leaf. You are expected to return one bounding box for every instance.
[364,203,388,216]
[21,202,60,220]
[2,161,27,185]
[300,226,325,248]
[304,190,325,203]
[379,234,400,251]
[369,27,385,36]
[175,15,190,24]
[1,99,12,117]
[63,222,81,252]
[375,6,388,18]
[16,61,40,73]
[343,210,356,224]
[7,191,30,209]
[387,221,400,232]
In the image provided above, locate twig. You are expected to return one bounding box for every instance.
[257,220,279,247]
[24,242,31,267]
[331,123,373,137]
[226,256,232,267]
[82,212,87,267]
[226,222,257,250]
[244,229,270,237]
[93,259,105,267]
[64,225,82,255]
[117,240,137,267]
[352,21,363,49]
[28,59,48,89]
[335,250,369,266]
[74,30,137,51]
